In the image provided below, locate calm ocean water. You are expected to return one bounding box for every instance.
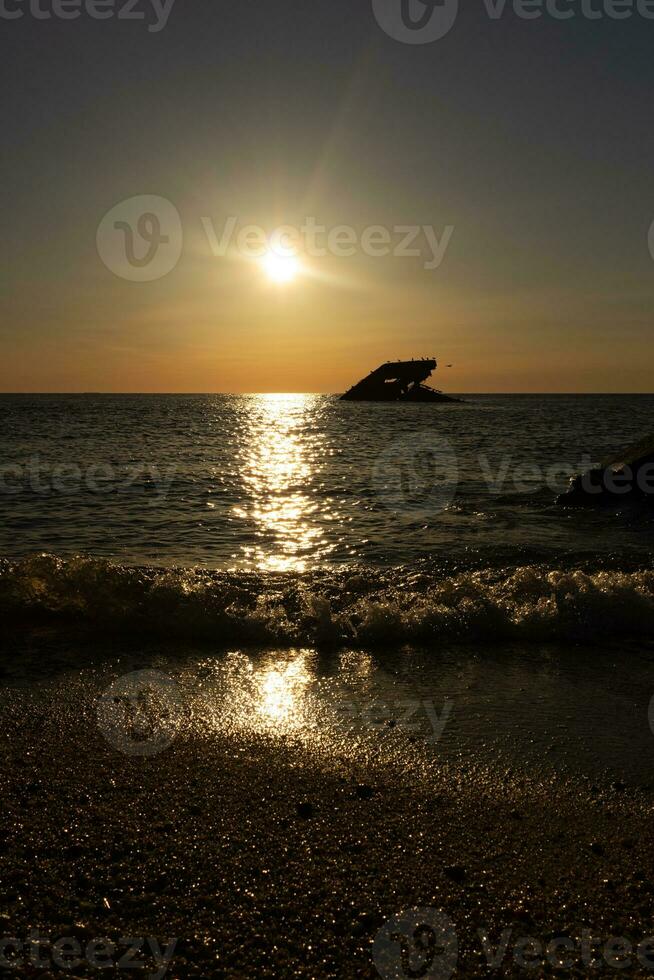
[2,393,654,647]
[2,392,654,568]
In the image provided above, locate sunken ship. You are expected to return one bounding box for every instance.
[340,358,461,403]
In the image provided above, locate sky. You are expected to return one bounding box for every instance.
[2,0,654,392]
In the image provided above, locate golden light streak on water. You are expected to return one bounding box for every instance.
[234,394,334,571]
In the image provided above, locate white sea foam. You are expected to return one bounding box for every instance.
[2,554,654,648]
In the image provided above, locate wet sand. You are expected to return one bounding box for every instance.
[2,629,654,977]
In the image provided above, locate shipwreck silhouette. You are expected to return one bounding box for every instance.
[341,358,461,403]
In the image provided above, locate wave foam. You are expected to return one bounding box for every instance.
[1,554,654,648]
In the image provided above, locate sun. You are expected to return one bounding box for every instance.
[262,251,299,284]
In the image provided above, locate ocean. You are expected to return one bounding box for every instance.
[3,392,654,963]
[2,392,654,650]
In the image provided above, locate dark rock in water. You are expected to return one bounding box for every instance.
[354,784,375,800]
[444,864,467,883]
[296,802,314,819]
[340,359,462,403]
[557,433,654,506]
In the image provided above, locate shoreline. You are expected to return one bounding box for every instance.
[2,631,654,976]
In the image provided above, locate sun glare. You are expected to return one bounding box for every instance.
[262,251,299,284]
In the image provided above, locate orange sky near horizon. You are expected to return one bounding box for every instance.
[4,152,654,395]
[4,194,654,394]
[3,268,653,393]
[5,221,654,393]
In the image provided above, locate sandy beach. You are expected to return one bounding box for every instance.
[2,628,654,978]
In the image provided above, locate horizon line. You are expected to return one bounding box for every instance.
[1,391,654,397]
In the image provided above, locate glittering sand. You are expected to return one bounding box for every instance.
[2,629,654,978]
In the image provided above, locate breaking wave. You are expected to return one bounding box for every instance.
[2,553,654,648]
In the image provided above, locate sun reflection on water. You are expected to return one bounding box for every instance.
[256,659,313,725]
[196,650,319,737]
[233,393,333,571]
[191,648,380,746]
[187,647,434,770]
